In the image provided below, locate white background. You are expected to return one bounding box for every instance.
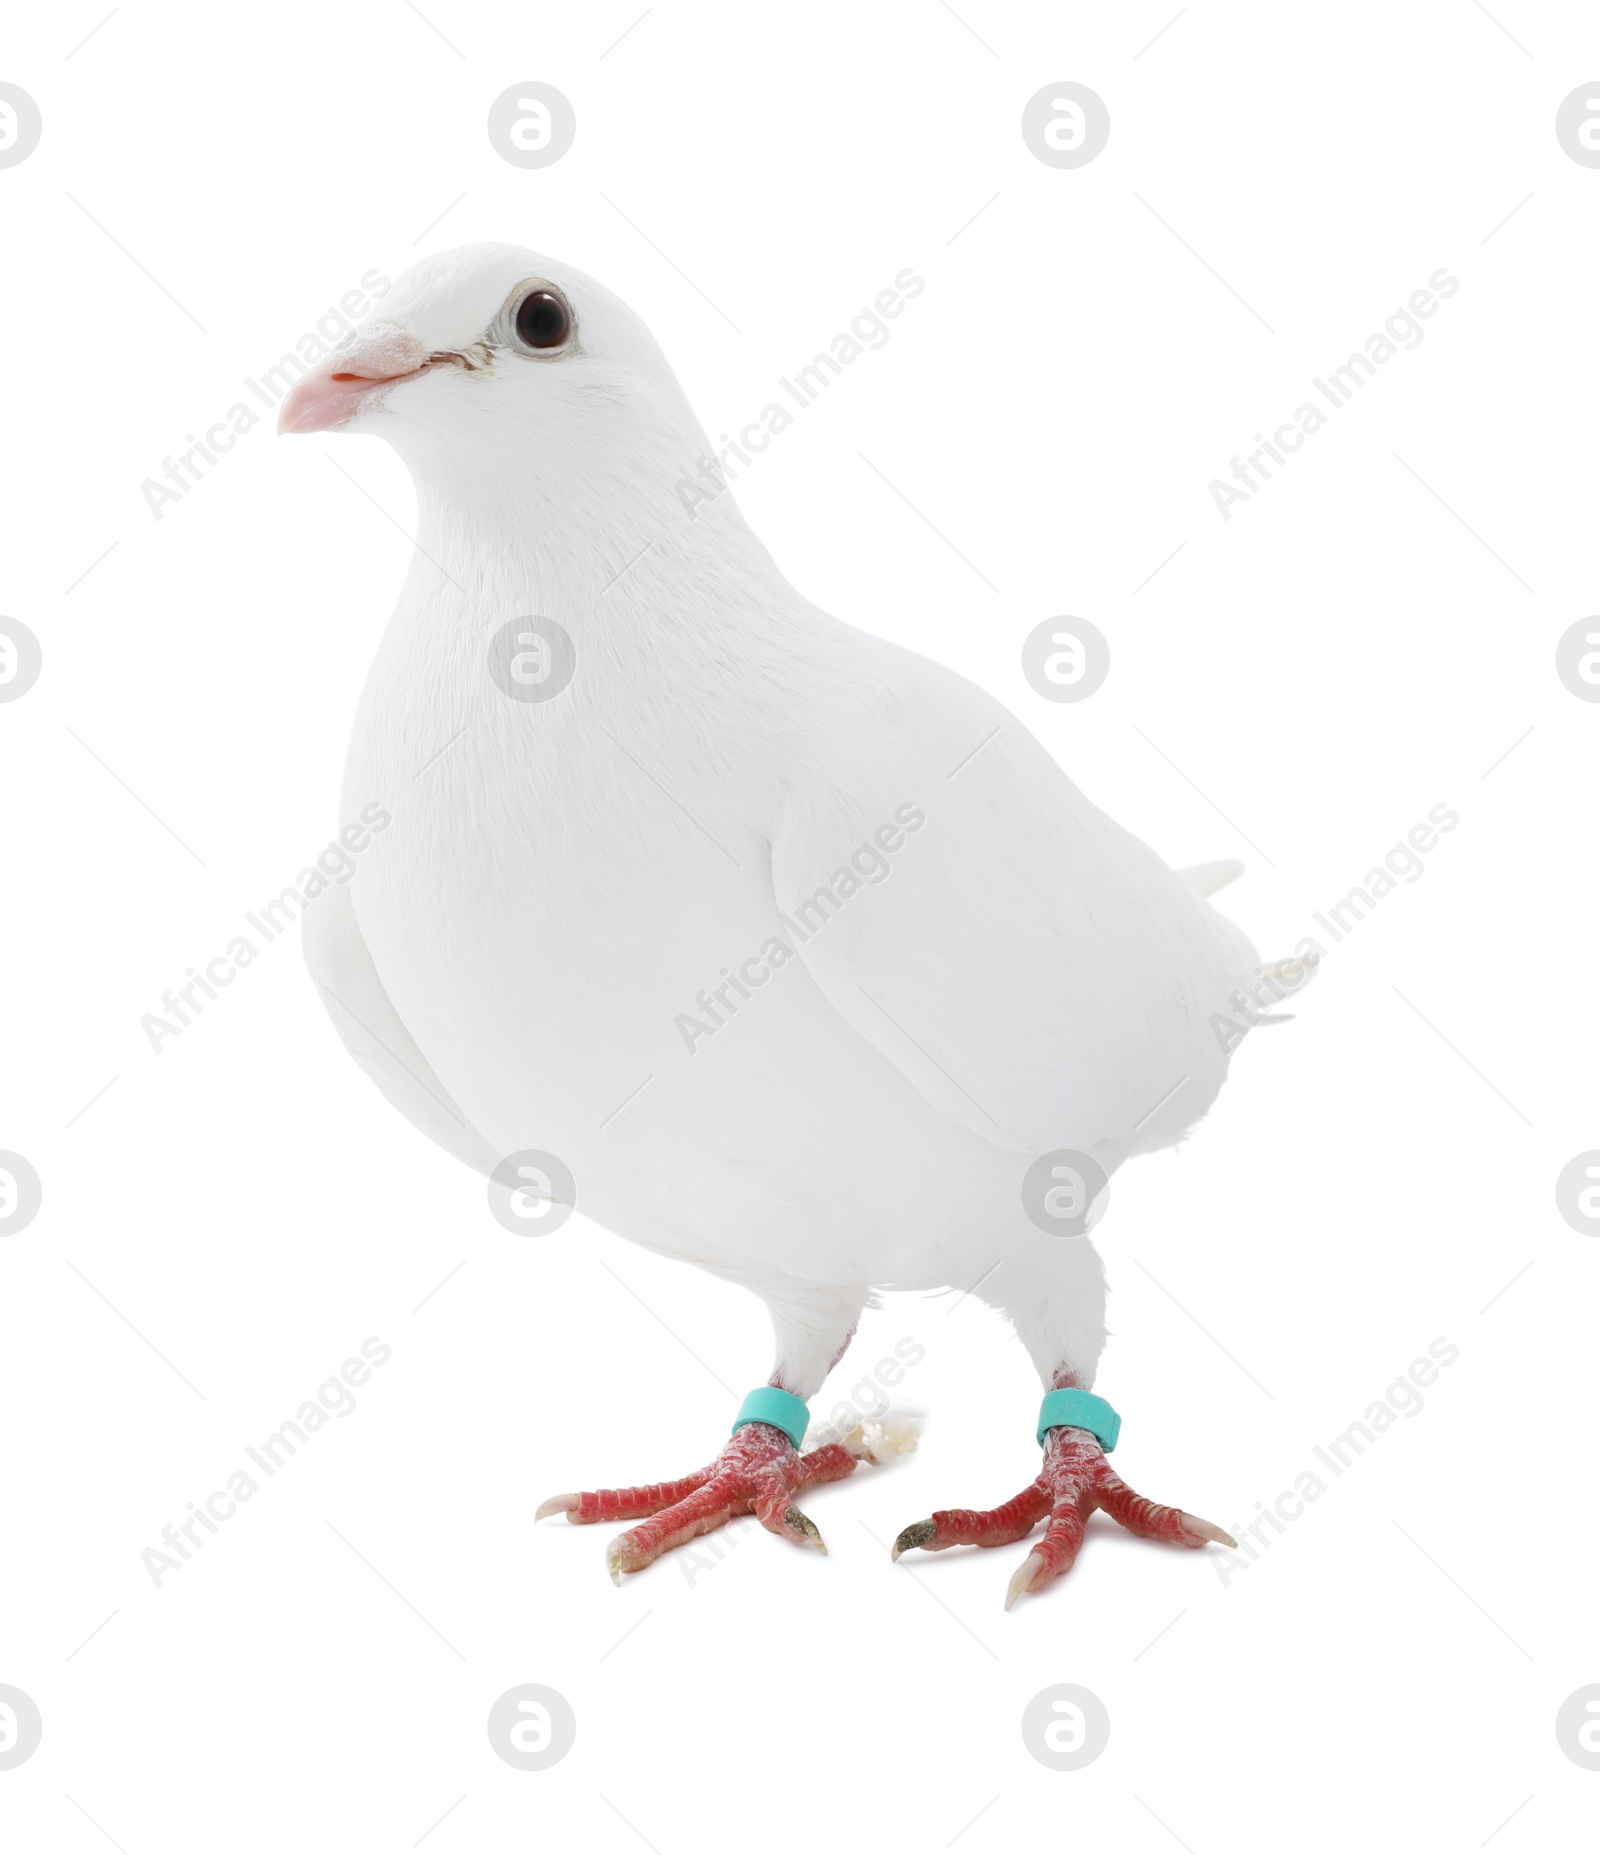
[2,1,1596,1848]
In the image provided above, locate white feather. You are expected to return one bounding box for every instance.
[1178,858,1245,898]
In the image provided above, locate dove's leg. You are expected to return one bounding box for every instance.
[894,1410,1233,1607]
[892,1241,1232,1606]
[537,1293,912,1580]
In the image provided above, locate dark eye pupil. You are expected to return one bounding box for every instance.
[515,290,570,349]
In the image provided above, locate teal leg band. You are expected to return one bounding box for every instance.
[732,1386,809,1448]
[1037,1388,1120,1451]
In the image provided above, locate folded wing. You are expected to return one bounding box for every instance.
[771,645,1260,1161]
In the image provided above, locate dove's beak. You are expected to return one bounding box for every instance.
[277,326,432,435]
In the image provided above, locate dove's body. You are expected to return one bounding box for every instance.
[293,242,1279,1595]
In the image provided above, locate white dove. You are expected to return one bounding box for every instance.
[281,243,1308,1606]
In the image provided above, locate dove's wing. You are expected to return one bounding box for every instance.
[771,640,1260,1159]
[302,880,501,1175]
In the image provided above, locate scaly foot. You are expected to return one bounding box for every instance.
[538,1416,913,1582]
[892,1425,1234,1608]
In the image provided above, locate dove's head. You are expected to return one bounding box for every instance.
[277,243,713,513]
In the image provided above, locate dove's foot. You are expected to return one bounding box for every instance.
[538,1421,894,1582]
[892,1425,1233,1609]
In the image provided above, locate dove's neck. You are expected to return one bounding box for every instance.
[394,406,826,672]
[353,400,860,826]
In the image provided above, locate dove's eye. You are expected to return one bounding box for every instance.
[513,289,572,352]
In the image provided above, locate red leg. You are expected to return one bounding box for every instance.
[892,1484,1051,1557]
[535,1302,923,1581]
[894,1422,1234,1609]
[793,1441,867,1490]
[608,1472,755,1578]
[537,1420,913,1582]
[536,1469,715,1526]
[1095,1463,1225,1546]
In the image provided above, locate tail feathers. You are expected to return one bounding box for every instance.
[1249,953,1319,1025]
[1179,858,1246,898]
[1262,953,1317,991]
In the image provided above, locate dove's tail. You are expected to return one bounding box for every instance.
[1178,858,1245,897]
[1178,858,1319,1019]
[1248,952,1319,1024]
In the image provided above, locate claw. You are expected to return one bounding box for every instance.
[784,1505,827,1554]
[1180,1512,1237,1548]
[606,1528,663,1583]
[535,1493,579,1522]
[892,1518,937,1561]
[1004,1549,1047,1611]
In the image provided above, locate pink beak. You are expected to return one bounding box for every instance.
[277,326,432,435]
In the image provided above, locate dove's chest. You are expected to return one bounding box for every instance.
[336,586,803,1139]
